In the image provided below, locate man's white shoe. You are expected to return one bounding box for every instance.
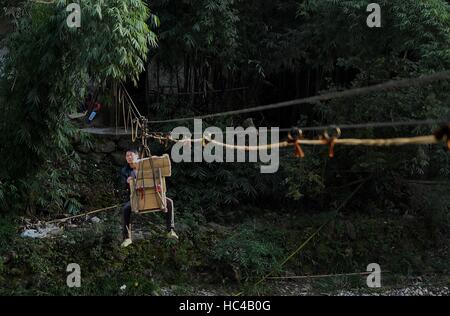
[121,238,133,248]
[167,230,179,241]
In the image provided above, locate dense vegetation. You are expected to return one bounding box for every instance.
[0,0,448,295]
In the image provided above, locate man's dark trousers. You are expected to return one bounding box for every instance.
[122,198,175,240]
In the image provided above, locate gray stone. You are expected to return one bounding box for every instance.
[346,221,356,240]
[134,232,144,240]
[111,152,126,166]
[72,132,81,145]
[91,153,106,164]
[95,140,116,153]
[76,143,91,154]
[207,222,229,235]
[117,138,133,151]
[90,216,101,223]
[175,223,190,234]
[47,226,64,236]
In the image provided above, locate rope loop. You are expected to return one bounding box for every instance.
[323,126,342,158]
[288,128,305,158]
[202,132,212,147]
[434,124,450,151]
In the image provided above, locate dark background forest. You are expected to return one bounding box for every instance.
[0,0,448,295]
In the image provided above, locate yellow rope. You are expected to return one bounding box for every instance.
[335,135,438,146]
[172,134,442,152]
[234,181,365,296]
[266,270,390,280]
[45,204,121,225]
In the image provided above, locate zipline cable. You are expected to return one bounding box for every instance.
[158,125,449,154]
[116,117,449,138]
[147,71,450,124]
[281,118,450,133]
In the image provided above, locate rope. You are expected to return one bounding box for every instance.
[123,91,128,133]
[234,181,366,296]
[122,118,450,141]
[133,118,167,211]
[266,271,390,280]
[143,118,449,137]
[174,133,445,153]
[115,84,119,135]
[282,118,450,133]
[121,83,143,118]
[44,204,121,225]
[148,71,450,124]
[151,86,248,96]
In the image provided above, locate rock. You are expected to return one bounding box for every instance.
[76,143,91,154]
[134,231,145,240]
[90,153,106,164]
[72,132,81,145]
[175,223,190,234]
[207,222,229,235]
[20,224,63,238]
[111,151,126,166]
[345,221,356,240]
[95,140,116,153]
[118,138,133,151]
[90,216,101,223]
[21,229,41,238]
[47,226,64,236]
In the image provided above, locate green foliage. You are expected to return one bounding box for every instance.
[212,221,284,281]
[168,156,283,220]
[153,0,239,66]
[0,0,155,214]
[0,0,449,295]
[280,154,326,201]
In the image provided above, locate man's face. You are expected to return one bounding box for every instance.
[126,151,137,164]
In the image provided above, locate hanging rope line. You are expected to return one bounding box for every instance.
[201,134,441,150]
[144,125,449,159]
[137,118,449,137]
[234,180,366,296]
[266,270,390,280]
[121,83,143,119]
[44,204,121,225]
[112,81,450,164]
[147,70,450,124]
[280,118,450,133]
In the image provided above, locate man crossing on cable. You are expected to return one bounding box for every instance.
[120,148,178,248]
